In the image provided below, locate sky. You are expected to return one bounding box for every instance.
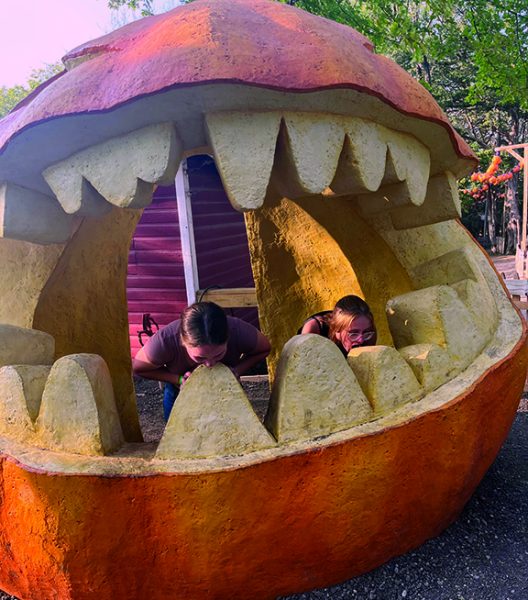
[0,1,117,87]
[0,0,177,88]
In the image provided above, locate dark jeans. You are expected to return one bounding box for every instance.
[163,382,179,421]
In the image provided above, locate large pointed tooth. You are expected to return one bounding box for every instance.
[358,179,421,215]
[205,111,281,211]
[43,166,112,217]
[386,285,486,372]
[347,345,423,414]
[156,364,275,459]
[36,354,124,456]
[410,247,498,341]
[265,335,372,444]
[0,182,73,244]
[272,113,345,198]
[0,365,50,441]
[398,344,455,393]
[330,118,386,195]
[44,123,182,211]
[390,172,461,230]
[451,279,497,343]
[383,130,431,200]
[0,324,54,367]
[357,129,430,215]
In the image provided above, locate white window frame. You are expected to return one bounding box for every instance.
[175,159,200,305]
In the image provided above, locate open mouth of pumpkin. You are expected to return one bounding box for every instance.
[0,105,522,475]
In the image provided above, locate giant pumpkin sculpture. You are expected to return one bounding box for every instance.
[0,1,525,598]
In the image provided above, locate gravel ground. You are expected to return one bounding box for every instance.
[1,383,526,600]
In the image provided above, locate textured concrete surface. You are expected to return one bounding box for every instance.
[32,207,143,442]
[157,364,275,458]
[0,237,64,329]
[0,365,50,441]
[36,354,124,456]
[0,324,54,367]
[44,123,182,212]
[266,334,372,442]
[0,388,525,600]
[0,182,73,244]
[347,344,423,413]
[281,411,528,600]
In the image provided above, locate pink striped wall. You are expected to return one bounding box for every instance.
[127,184,186,356]
[187,155,258,326]
[127,155,257,356]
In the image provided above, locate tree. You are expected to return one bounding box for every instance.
[107,0,179,16]
[108,0,155,16]
[281,0,528,252]
[0,85,28,118]
[0,63,63,119]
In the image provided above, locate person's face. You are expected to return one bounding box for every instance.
[336,314,377,353]
[185,343,228,368]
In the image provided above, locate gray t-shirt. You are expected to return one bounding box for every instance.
[143,316,259,375]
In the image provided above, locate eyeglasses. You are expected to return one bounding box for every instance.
[346,330,376,342]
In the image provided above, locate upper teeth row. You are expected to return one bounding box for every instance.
[0,113,461,245]
[206,111,432,210]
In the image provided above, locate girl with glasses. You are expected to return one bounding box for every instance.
[299,295,377,355]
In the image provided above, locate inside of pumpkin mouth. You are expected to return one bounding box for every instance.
[0,110,521,471]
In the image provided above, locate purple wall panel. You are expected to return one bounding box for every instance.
[126,155,258,356]
[127,185,187,355]
[186,155,258,327]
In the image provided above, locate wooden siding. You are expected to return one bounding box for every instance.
[126,155,257,356]
[127,185,186,356]
[187,155,258,326]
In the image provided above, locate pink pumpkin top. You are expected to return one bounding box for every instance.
[0,0,475,165]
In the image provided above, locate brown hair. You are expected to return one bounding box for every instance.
[180,302,228,347]
[328,295,374,343]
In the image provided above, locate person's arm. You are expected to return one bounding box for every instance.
[231,330,271,378]
[132,347,183,386]
[300,318,321,334]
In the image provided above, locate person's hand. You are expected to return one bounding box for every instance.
[179,371,192,387]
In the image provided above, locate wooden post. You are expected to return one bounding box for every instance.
[495,143,527,278]
[525,158,528,254]
[175,160,200,305]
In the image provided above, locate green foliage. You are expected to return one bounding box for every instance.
[0,63,63,119]
[107,0,180,16]
[0,86,28,119]
[462,0,528,112]
[108,0,155,16]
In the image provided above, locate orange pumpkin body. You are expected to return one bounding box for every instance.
[0,330,525,600]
